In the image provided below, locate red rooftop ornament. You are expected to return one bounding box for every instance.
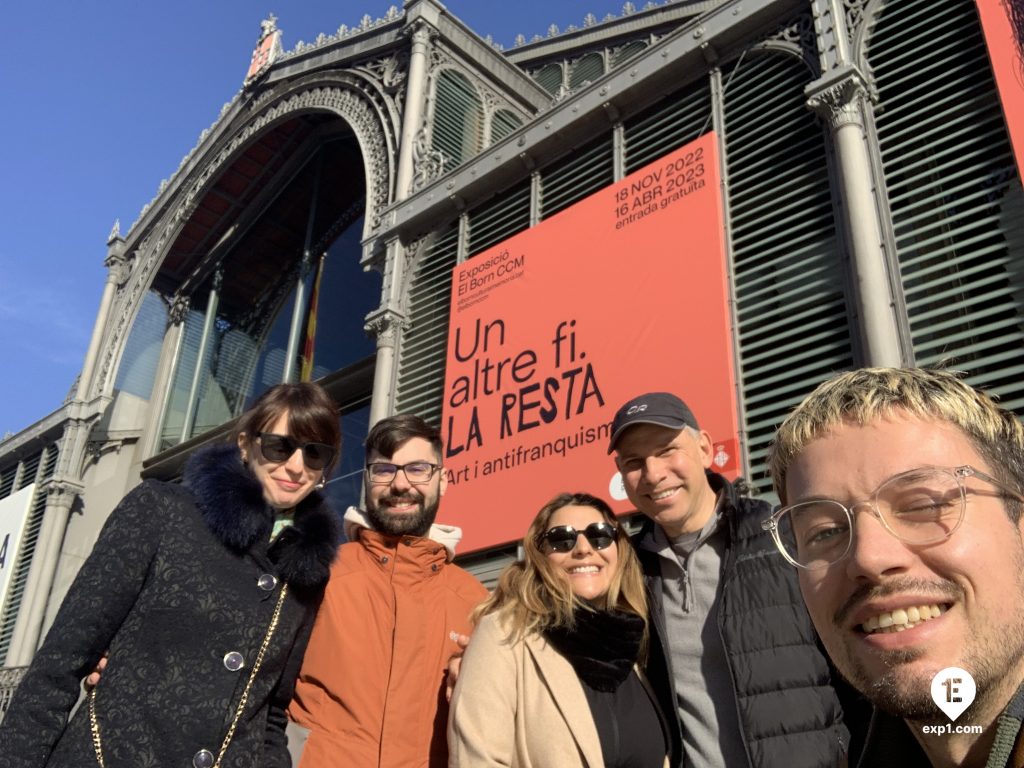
[244,14,282,88]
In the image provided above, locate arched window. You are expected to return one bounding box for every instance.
[153,123,379,450]
[432,70,484,170]
[611,40,647,69]
[533,63,564,95]
[568,53,604,89]
[114,290,168,401]
[490,109,523,145]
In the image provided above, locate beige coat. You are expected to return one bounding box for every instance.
[448,612,667,768]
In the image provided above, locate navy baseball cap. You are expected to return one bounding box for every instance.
[607,392,699,453]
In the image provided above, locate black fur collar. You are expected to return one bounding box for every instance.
[183,443,339,591]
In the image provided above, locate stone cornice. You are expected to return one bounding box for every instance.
[0,407,68,461]
[505,0,723,63]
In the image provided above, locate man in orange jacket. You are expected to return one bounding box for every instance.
[288,414,487,767]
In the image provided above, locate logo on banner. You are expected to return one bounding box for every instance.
[609,472,628,502]
[714,443,731,469]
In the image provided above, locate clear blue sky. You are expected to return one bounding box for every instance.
[0,0,633,438]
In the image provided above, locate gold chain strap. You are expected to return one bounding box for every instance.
[88,682,106,768]
[89,583,289,768]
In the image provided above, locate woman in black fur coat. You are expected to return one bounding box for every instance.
[0,383,342,768]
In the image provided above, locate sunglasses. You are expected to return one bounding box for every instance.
[255,432,336,471]
[538,522,618,553]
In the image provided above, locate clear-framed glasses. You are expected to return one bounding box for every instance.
[366,461,440,485]
[761,465,1024,570]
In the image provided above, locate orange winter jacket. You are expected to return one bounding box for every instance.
[288,522,487,768]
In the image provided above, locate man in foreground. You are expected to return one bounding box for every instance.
[766,367,1024,766]
[608,392,849,767]
[289,414,487,767]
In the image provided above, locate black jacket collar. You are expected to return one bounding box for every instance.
[183,443,339,591]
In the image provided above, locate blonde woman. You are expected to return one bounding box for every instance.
[449,492,669,768]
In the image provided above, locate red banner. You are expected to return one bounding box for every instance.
[978,0,1024,180]
[441,133,739,552]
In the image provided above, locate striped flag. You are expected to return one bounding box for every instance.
[299,253,326,382]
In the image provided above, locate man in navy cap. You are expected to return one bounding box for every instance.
[608,392,851,768]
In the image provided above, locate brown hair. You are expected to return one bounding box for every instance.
[234,383,341,473]
[364,413,442,462]
[475,493,648,649]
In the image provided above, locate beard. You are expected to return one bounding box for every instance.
[855,649,943,721]
[856,647,1014,726]
[832,562,1024,726]
[365,490,441,537]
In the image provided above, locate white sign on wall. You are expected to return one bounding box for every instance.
[0,483,35,618]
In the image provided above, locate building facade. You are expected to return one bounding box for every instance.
[1,0,1022,699]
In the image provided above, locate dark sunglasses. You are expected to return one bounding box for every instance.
[538,522,618,553]
[255,432,336,471]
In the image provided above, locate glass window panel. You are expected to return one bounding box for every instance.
[160,305,207,450]
[324,401,371,537]
[305,216,381,378]
[115,290,168,400]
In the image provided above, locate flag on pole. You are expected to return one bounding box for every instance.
[299,253,326,382]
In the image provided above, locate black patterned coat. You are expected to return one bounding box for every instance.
[0,443,339,768]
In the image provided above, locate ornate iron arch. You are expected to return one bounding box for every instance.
[94,77,397,399]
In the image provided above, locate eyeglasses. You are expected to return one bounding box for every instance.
[366,461,440,485]
[761,465,1024,570]
[538,522,618,554]
[255,432,336,471]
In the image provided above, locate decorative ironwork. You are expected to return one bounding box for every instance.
[282,6,404,58]
[756,13,820,74]
[806,68,870,130]
[412,126,447,189]
[844,0,870,41]
[96,82,394,396]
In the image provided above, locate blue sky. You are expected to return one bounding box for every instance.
[0,0,634,438]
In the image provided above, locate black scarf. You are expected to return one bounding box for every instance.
[543,607,645,692]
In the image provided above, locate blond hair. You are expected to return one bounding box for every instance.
[475,493,648,645]
[769,368,1024,518]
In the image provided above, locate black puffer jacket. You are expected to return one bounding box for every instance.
[637,470,849,768]
[0,443,340,767]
